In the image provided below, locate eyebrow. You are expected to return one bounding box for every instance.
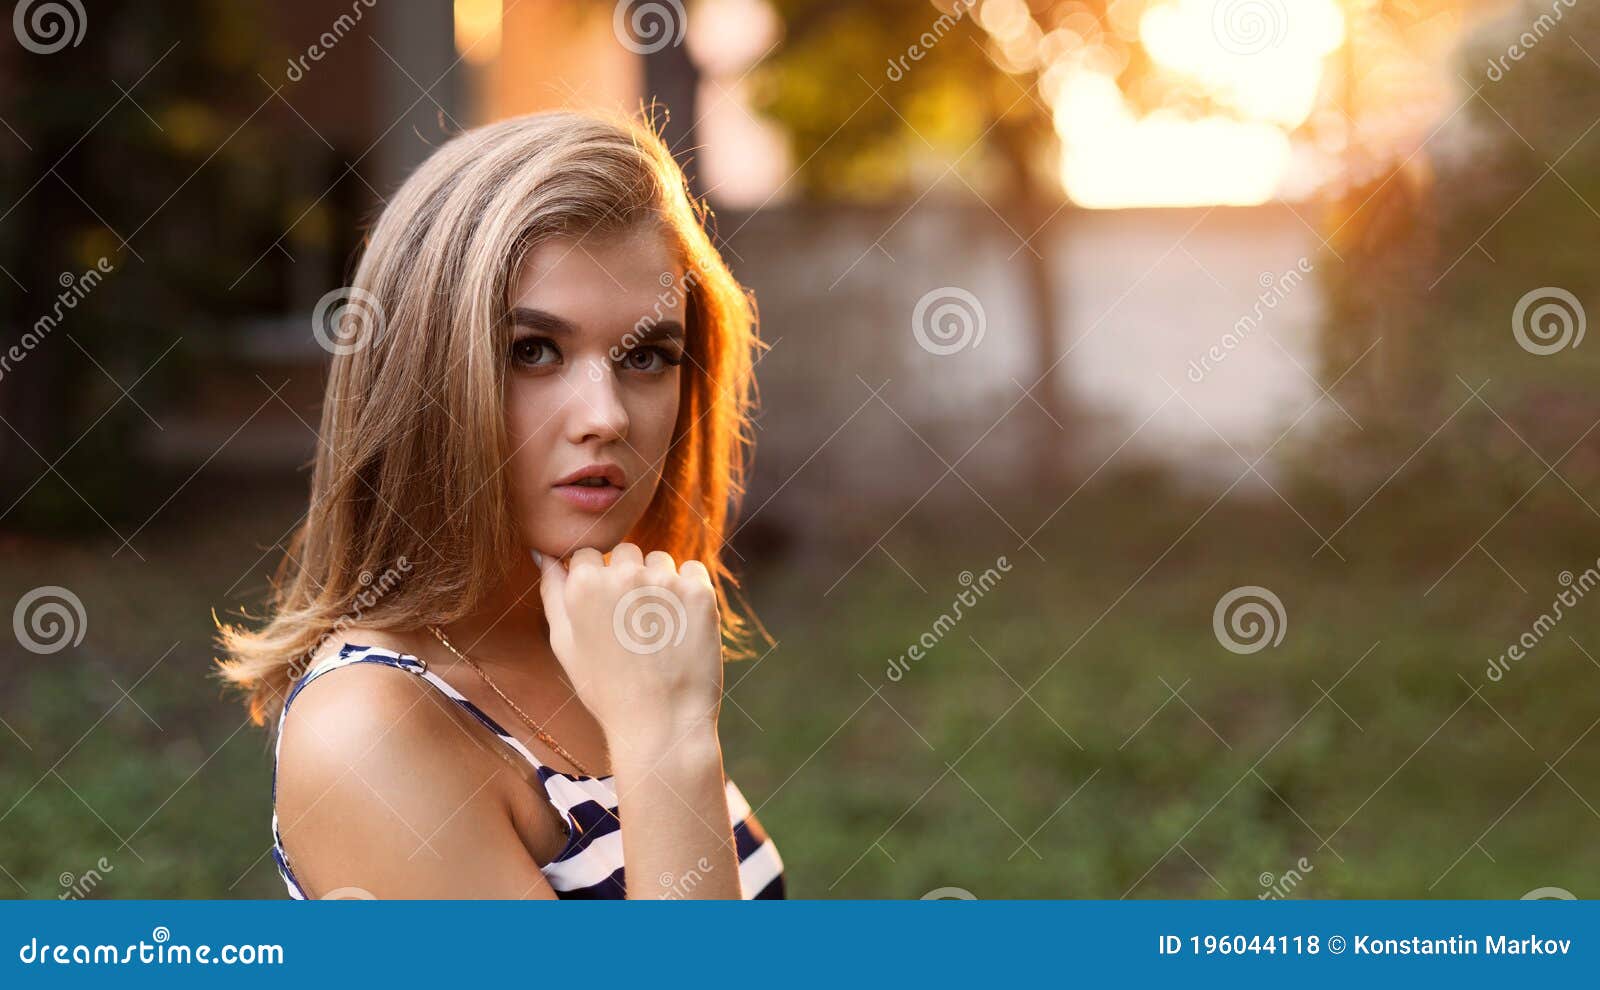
[509,306,686,346]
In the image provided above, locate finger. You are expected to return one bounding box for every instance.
[568,546,605,573]
[678,558,712,589]
[608,541,644,569]
[644,549,678,575]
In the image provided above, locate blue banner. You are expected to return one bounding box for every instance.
[1,899,1593,987]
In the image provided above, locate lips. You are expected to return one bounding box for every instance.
[552,462,627,513]
[553,462,627,488]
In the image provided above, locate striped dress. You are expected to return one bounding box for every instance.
[270,644,785,899]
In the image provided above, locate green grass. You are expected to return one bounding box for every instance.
[2,466,1597,899]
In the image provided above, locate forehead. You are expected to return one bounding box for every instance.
[509,227,684,326]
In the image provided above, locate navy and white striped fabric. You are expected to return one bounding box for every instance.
[271,644,786,899]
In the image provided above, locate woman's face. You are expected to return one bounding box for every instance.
[503,225,686,559]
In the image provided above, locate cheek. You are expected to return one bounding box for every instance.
[505,386,544,445]
[504,387,557,500]
[634,375,683,459]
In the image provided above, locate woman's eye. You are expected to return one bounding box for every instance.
[511,337,558,367]
[620,345,682,374]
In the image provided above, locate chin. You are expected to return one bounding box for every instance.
[536,520,635,558]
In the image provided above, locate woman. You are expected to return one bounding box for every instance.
[213,110,783,899]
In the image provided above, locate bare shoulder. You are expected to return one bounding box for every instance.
[274,649,555,898]
[275,656,490,833]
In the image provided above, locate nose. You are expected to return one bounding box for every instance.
[564,355,630,444]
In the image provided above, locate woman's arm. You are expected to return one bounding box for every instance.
[538,544,742,899]
[611,722,738,899]
[275,662,560,899]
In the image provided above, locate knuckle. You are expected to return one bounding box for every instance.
[565,565,597,594]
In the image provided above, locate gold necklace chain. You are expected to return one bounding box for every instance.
[427,625,595,778]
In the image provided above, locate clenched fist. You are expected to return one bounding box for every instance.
[536,543,724,761]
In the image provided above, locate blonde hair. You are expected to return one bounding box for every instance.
[213,109,767,730]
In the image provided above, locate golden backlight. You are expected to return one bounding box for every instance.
[454,0,504,65]
[1049,0,1346,208]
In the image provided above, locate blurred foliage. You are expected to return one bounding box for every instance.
[1300,1,1600,501]
[752,0,1502,200]
[754,0,1058,200]
[0,0,314,531]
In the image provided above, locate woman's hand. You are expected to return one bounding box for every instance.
[536,542,723,761]
[536,542,742,897]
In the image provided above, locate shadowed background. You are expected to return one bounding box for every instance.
[1,0,1597,899]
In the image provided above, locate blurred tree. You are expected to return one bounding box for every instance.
[754,0,1129,490]
[754,0,1335,487]
[0,0,285,531]
[1309,0,1600,494]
